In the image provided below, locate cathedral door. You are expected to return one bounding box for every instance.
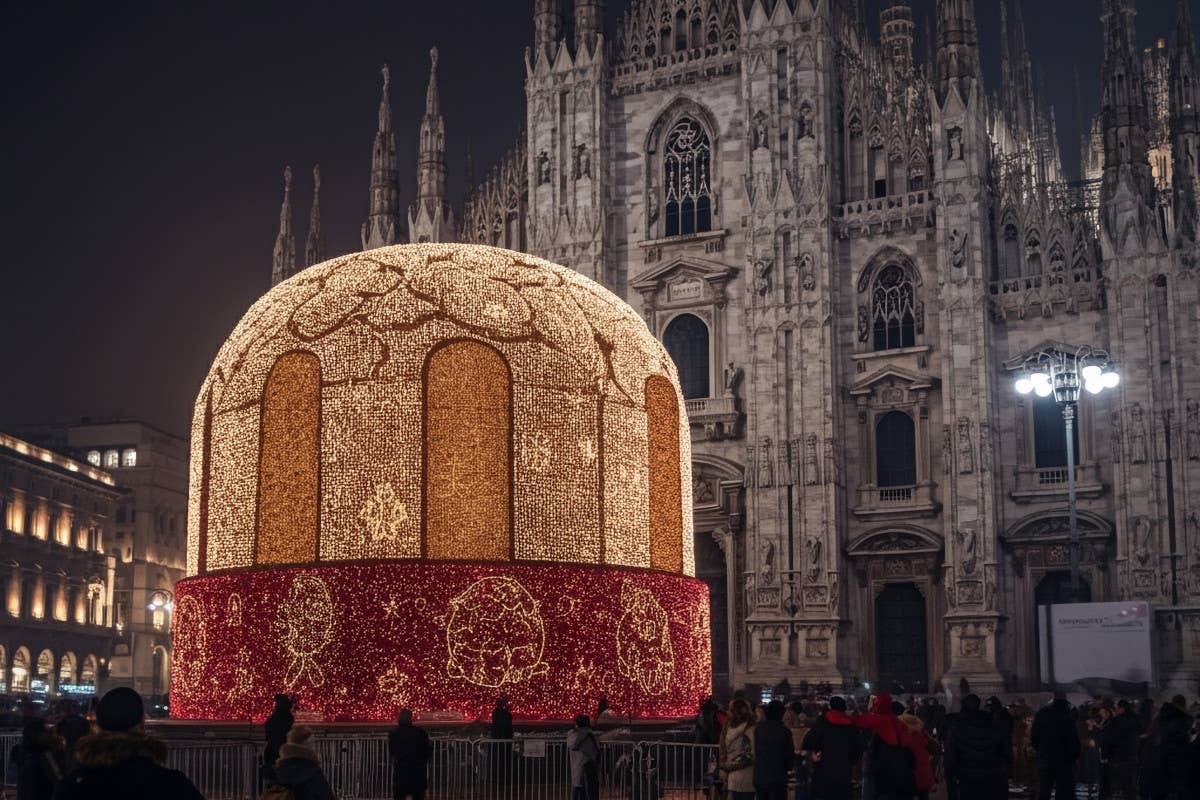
[875,583,928,693]
[1034,571,1091,686]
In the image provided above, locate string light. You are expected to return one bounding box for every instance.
[172,562,711,721]
[177,244,709,721]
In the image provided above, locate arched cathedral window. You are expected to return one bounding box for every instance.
[870,264,916,351]
[876,411,916,487]
[663,314,710,400]
[664,118,712,237]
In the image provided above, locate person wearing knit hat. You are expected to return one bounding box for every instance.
[52,687,203,800]
[268,725,335,800]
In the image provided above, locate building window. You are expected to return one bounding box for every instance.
[664,118,712,237]
[86,451,101,466]
[34,649,53,695]
[876,411,917,487]
[80,655,96,686]
[58,653,76,688]
[0,646,5,693]
[1002,224,1020,280]
[1033,394,1079,468]
[11,647,30,693]
[662,314,710,400]
[103,450,119,469]
[871,265,916,351]
[121,448,137,467]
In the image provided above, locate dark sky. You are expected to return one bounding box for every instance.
[0,0,1189,437]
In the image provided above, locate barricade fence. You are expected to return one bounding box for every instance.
[156,735,719,800]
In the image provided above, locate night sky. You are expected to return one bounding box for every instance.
[0,0,1189,436]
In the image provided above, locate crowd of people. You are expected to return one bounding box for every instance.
[693,690,1200,800]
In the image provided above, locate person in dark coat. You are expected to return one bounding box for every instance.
[12,718,65,800]
[802,696,864,800]
[1099,700,1138,800]
[271,725,336,800]
[263,693,295,784]
[388,708,432,800]
[754,700,794,800]
[52,686,203,800]
[1030,694,1081,800]
[490,697,514,739]
[1139,697,1192,800]
[945,694,1009,800]
[55,711,90,771]
[986,697,1014,775]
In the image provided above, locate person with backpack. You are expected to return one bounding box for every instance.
[720,698,757,800]
[12,717,65,800]
[802,697,863,800]
[567,714,601,800]
[388,709,432,800]
[1031,693,1081,800]
[52,686,203,800]
[265,725,336,800]
[900,713,941,800]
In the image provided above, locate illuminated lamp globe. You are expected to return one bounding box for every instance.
[1080,364,1103,383]
[1014,377,1033,395]
[1103,371,1120,389]
[172,244,711,722]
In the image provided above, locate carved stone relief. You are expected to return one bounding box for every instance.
[957,417,975,474]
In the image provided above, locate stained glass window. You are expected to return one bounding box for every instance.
[871,265,916,351]
[664,118,712,237]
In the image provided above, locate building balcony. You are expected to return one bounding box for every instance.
[834,190,935,239]
[683,396,740,441]
[853,482,939,519]
[987,267,1105,319]
[1010,464,1105,503]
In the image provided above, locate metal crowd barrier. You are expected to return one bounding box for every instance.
[157,735,719,800]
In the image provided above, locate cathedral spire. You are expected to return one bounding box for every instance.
[361,64,401,250]
[409,48,454,243]
[534,0,561,64]
[271,166,296,287]
[1098,0,1156,241]
[415,48,446,205]
[304,164,325,268]
[933,0,981,103]
[575,0,604,58]
[1170,0,1200,242]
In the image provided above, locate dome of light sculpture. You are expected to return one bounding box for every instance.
[172,244,711,721]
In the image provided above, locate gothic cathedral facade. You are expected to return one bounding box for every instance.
[271,0,1200,694]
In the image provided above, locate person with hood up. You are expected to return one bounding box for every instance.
[1030,693,1081,800]
[12,717,65,800]
[854,693,917,800]
[268,725,336,800]
[754,700,795,800]
[900,713,941,800]
[388,708,432,800]
[1098,700,1138,800]
[985,697,1014,775]
[719,698,757,800]
[52,686,203,800]
[263,693,295,785]
[802,697,863,800]
[945,694,1008,800]
[567,714,601,800]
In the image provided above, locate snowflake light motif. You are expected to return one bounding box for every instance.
[359,481,407,544]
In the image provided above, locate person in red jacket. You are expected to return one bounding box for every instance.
[900,713,942,800]
[854,693,909,746]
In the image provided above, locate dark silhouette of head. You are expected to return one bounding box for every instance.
[829,696,847,712]
[961,694,982,712]
[766,700,786,721]
[96,687,144,732]
[575,714,591,728]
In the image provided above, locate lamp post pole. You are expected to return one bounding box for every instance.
[1015,347,1118,604]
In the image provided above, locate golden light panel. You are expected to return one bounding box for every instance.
[186,244,694,577]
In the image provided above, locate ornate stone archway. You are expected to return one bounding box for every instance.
[846,526,944,687]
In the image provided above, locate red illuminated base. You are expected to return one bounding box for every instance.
[170,561,711,722]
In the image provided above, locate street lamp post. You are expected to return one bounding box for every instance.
[1014,347,1119,601]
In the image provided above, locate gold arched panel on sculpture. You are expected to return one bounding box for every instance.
[424,340,512,561]
[255,351,321,565]
[645,376,683,573]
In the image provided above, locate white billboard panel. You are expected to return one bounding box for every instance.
[1038,601,1153,687]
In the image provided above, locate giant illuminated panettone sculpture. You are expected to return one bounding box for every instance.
[172,244,711,721]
